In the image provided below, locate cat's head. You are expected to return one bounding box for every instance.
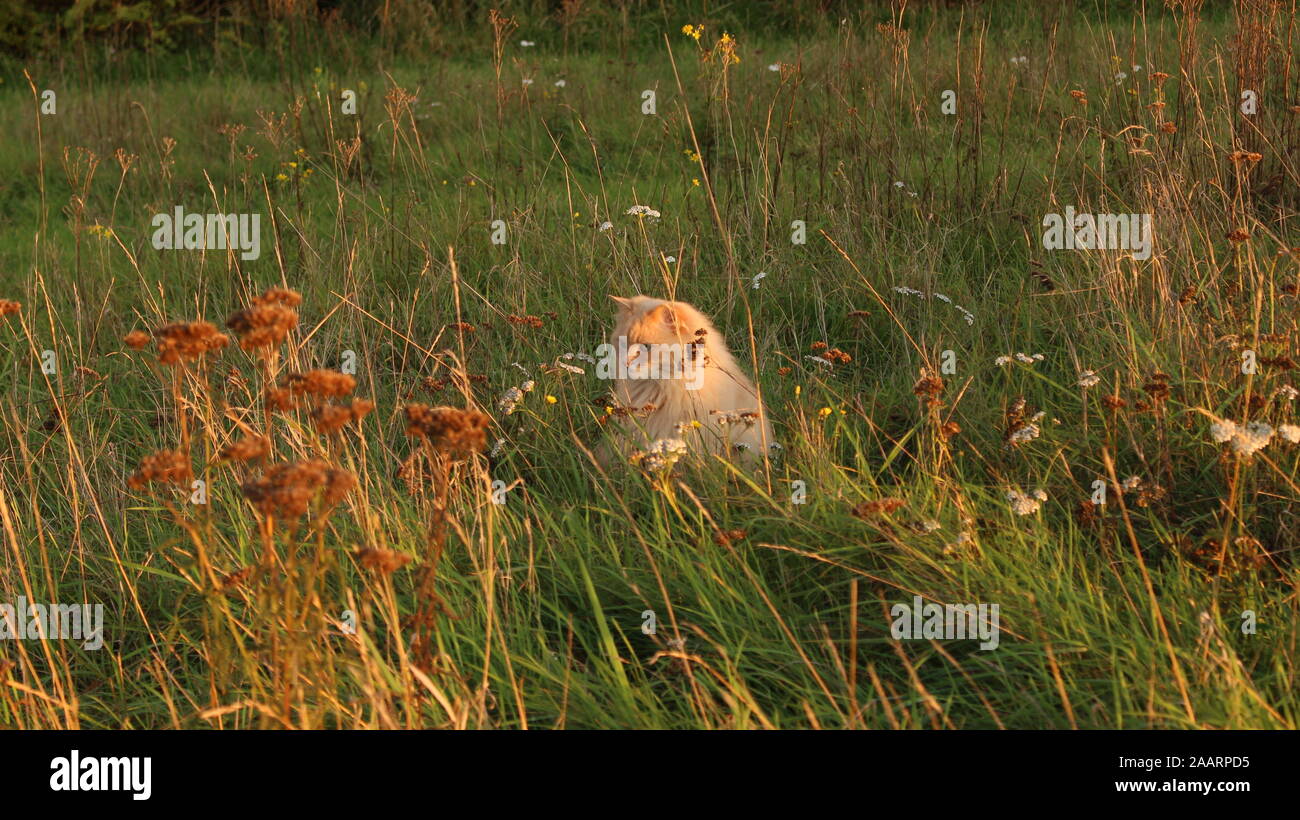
[608,295,710,346]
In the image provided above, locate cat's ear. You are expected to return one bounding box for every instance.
[608,295,632,309]
[650,303,684,331]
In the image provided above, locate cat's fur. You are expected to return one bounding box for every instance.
[598,295,775,465]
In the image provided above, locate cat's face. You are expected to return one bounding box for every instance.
[609,295,702,346]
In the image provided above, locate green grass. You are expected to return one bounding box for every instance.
[0,1,1296,729]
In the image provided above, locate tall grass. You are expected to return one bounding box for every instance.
[0,0,1296,729]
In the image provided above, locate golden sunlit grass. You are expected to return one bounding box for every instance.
[0,1,1297,729]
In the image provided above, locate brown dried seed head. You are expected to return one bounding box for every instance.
[154,321,230,365]
[267,387,298,412]
[284,369,356,398]
[226,297,299,351]
[310,398,374,434]
[851,498,906,519]
[220,566,253,590]
[0,299,20,317]
[712,528,747,547]
[913,371,944,398]
[356,547,413,574]
[241,458,354,519]
[403,404,490,454]
[220,434,271,462]
[124,330,151,349]
[128,449,193,489]
[322,468,358,506]
[255,287,301,307]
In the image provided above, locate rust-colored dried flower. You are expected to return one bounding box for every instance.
[356,547,413,574]
[128,449,193,489]
[1142,377,1171,402]
[220,434,271,462]
[939,420,961,441]
[822,348,852,364]
[154,321,230,365]
[1178,285,1198,306]
[913,371,944,399]
[852,497,906,519]
[449,322,476,333]
[258,287,301,307]
[1151,71,1170,86]
[225,288,301,352]
[1160,121,1177,134]
[241,458,355,518]
[1229,150,1263,165]
[0,299,20,318]
[712,528,747,547]
[283,369,356,399]
[403,404,490,455]
[1101,394,1127,410]
[810,341,828,352]
[267,387,298,411]
[322,468,358,506]
[221,566,253,590]
[1227,229,1250,243]
[507,314,544,329]
[1069,89,1088,105]
[777,367,791,376]
[311,398,374,434]
[220,566,253,590]
[124,330,150,349]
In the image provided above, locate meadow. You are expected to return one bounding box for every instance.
[0,0,1297,729]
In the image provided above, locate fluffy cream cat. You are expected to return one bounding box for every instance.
[597,295,775,466]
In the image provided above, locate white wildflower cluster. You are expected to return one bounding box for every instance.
[710,410,760,427]
[488,438,506,458]
[1077,370,1101,388]
[995,352,1044,367]
[1279,424,1300,444]
[631,438,687,472]
[892,286,975,325]
[497,379,535,415]
[920,519,942,533]
[625,205,662,219]
[1006,487,1047,516]
[1273,384,1298,402]
[1009,56,1028,65]
[1121,475,1142,491]
[1007,414,1045,446]
[519,40,535,47]
[1209,419,1275,458]
[892,180,918,198]
[674,420,702,436]
[555,351,595,375]
[598,221,613,231]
